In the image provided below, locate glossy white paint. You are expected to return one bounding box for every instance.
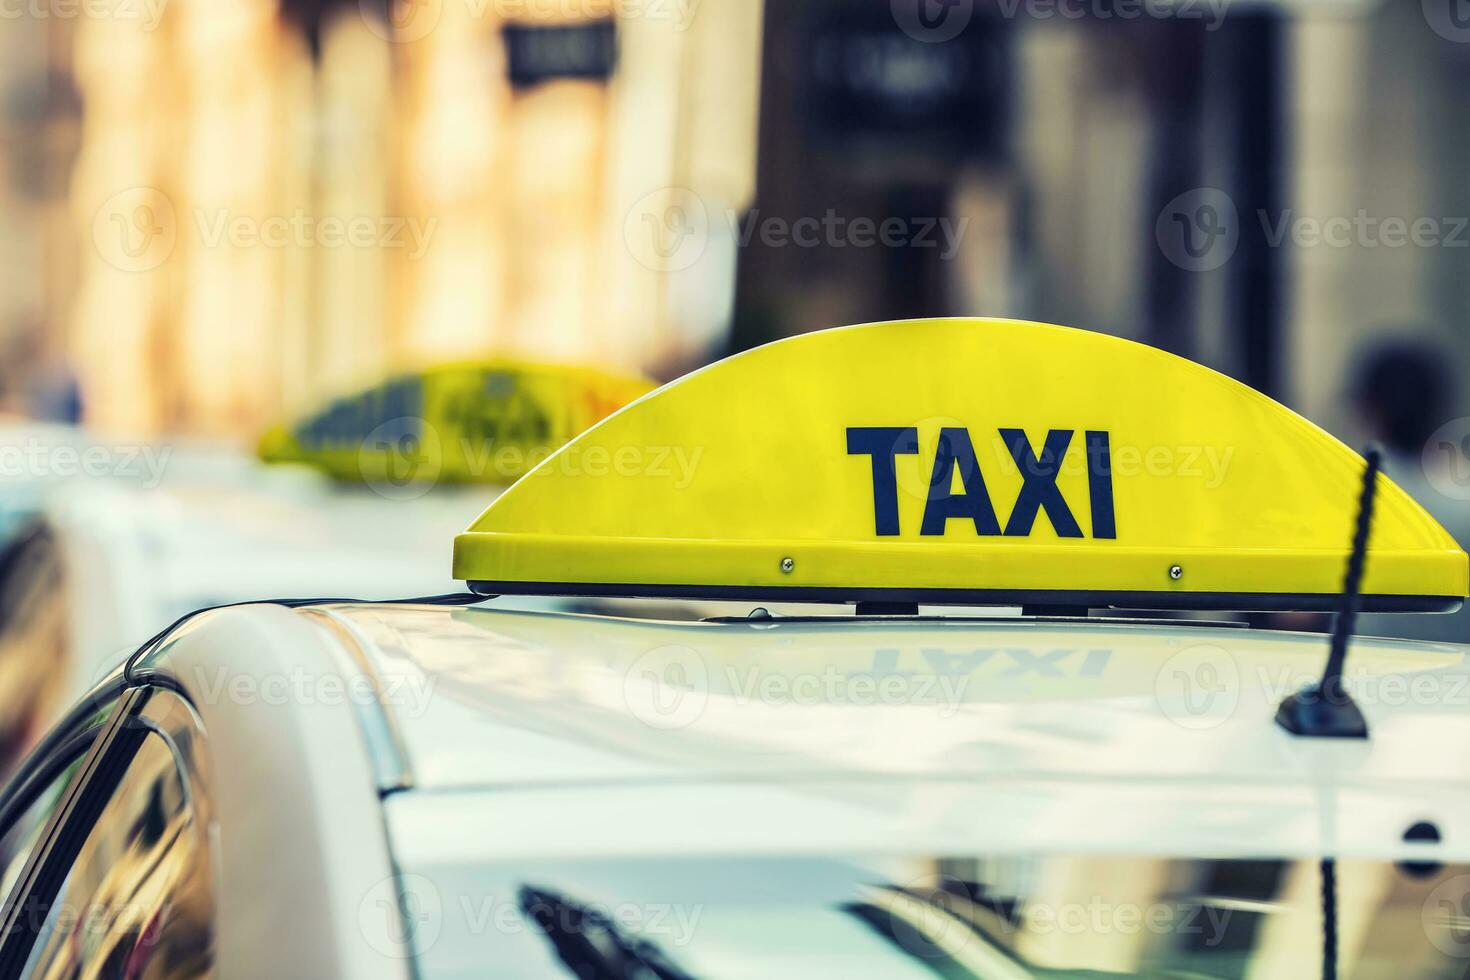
[124,598,1470,974]
[307,603,1470,862]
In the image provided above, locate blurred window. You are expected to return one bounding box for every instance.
[0,525,69,769]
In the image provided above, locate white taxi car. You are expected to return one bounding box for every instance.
[0,318,1466,979]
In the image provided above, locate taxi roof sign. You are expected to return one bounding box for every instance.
[453,319,1468,611]
[260,360,654,486]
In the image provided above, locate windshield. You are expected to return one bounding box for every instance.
[395,852,1470,978]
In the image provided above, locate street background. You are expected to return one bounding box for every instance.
[1,0,1469,641]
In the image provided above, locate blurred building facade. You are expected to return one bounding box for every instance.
[0,0,763,436]
[0,0,1466,441]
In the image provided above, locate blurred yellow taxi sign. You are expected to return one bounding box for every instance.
[453,319,1468,610]
[260,361,655,486]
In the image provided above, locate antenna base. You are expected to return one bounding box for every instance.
[1274,685,1369,739]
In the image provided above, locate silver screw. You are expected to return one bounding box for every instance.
[1169,564,1183,580]
[780,557,795,573]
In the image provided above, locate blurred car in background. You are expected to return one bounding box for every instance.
[0,360,652,773]
[0,421,197,762]
[0,443,485,772]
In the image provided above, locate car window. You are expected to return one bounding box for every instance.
[0,757,82,912]
[0,693,121,925]
[17,726,215,978]
[397,852,1470,979]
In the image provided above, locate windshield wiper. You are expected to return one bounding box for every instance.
[846,881,1034,980]
[518,884,696,980]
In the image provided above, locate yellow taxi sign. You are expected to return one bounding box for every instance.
[453,319,1468,610]
[260,361,654,486]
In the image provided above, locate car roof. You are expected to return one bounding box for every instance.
[124,598,1470,973]
[135,600,1470,863]
[322,603,1469,779]
[276,602,1470,863]
[35,465,510,706]
[44,460,483,604]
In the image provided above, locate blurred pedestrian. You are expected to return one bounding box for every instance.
[1350,337,1470,643]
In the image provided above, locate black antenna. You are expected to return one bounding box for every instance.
[1275,447,1380,739]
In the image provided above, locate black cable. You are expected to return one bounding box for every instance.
[1321,858,1338,980]
[1276,447,1379,737]
[1312,452,1375,980]
[1321,447,1381,702]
